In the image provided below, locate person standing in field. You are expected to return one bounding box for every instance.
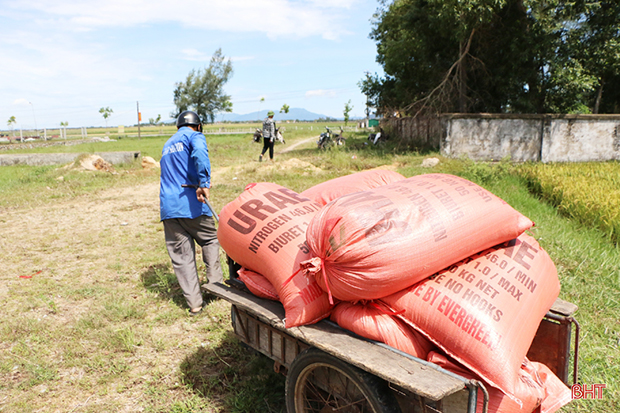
[259,110,276,162]
[159,110,223,316]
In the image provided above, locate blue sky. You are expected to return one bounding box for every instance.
[0,0,384,130]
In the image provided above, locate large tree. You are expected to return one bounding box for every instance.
[172,48,234,123]
[362,0,620,116]
[566,1,620,113]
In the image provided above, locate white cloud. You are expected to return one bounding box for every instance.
[0,0,379,127]
[13,98,30,105]
[305,0,356,8]
[6,0,353,40]
[306,89,337,98]
[0,26,153,127]
[181,49,210,62]
[181,50,254,63]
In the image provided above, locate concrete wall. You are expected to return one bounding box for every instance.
[384,114,620,162]
[438,114,620,163]
[440,116,542,162]
[541,118,620,162]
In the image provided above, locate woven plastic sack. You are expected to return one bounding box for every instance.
[303,173,534,302]
[218,182,333,328]
[382,233,560,404]
[330,301,434,359]
[428,352,571,413]
[237,267,279,301]
[535,363,572,413]
[300,169,405,206]
[428,351,543,412]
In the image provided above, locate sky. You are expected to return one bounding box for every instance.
[0,0,385,130]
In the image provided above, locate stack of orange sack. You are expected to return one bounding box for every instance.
[217,170,573,413]
[217,169,406,327]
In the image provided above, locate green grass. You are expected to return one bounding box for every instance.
[0,128,617,411]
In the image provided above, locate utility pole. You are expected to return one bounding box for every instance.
[364,72,370,129]
[29,102,39,138]
[136,101,141,140]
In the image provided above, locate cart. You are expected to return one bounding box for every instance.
[203,258,579,413]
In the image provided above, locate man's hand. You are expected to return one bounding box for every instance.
[196,187,210,204]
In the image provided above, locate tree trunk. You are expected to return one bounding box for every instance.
[593,78,604,114]
[458,40,467,113]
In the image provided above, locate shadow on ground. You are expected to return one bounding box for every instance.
[139,263,215,310]
[180,331,286,412]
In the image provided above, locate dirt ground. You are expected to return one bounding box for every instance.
[0,140,407,411]
[0,181,160,283]
[0,149,324,412]
[0,144,319,284]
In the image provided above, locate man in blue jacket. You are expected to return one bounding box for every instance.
[160,110,223,316]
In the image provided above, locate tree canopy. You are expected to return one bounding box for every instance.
[172,48,234,123]
[99,107,113,120]
[99,107,113,131]
[361,0,620,116]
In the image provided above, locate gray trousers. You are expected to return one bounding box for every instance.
[163,216,223,310]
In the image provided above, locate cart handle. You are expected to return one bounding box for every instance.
[181,184,219,222]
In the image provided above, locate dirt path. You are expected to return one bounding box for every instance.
[0,181,160,283]
[0,134,320,279]
[277,136,317,153]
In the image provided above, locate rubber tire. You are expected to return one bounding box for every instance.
[285,347,401,413]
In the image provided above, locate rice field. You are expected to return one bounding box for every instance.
[515,161,620,245]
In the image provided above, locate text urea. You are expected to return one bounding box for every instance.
[492,238,539,271]
[488,238,540,294]
[226,188,313,235]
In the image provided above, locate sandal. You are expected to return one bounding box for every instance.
[189,306,204,317]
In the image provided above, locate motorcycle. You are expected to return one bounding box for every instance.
[253,128,262,143]
[275,127,285,144]
[253,127,285,144]
[368,127,388,145]
[333,127,346,146]
[317,126,345,150]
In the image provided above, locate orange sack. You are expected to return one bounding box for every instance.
[300,169,405,206]
[237,267,279,301]
[330,301,434,360]
[218,182,333,328]
[303,173,534,302]
[535,362,573,413]
[427,351,571,413]
[382,233,560,404]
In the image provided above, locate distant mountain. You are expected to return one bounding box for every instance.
[218,108,330,122]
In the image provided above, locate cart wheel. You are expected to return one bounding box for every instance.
[285,347,401,413]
